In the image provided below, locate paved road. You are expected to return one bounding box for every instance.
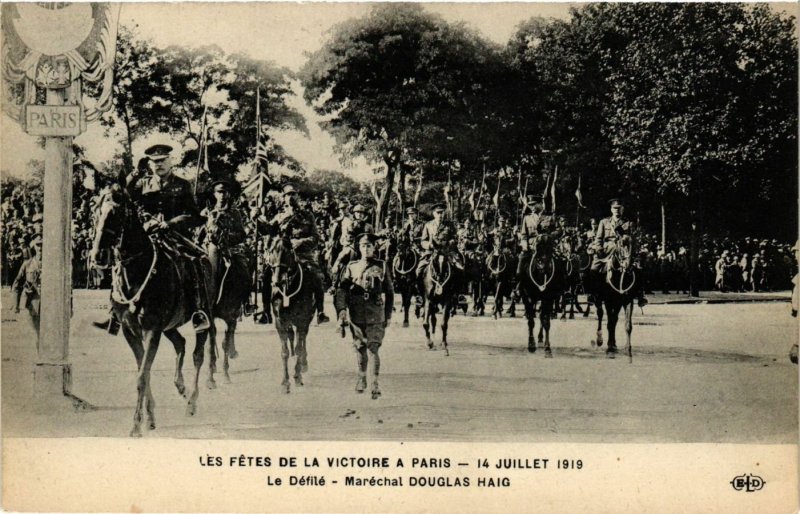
[2,288,797,442]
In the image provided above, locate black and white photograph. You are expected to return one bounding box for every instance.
[1,1,798,512]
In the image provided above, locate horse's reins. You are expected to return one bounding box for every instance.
[606,244,636,295]
[274,244,303,307]
[429,253,451,291]
[112,241,159,312]
[393,248,418,275]
[487,252,506,275]
[528,246,555,292]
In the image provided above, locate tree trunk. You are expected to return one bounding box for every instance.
[122,106,134,175]
[661,202,666,252]
[376,161,396,228]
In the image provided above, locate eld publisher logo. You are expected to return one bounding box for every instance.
[730,474,765,492]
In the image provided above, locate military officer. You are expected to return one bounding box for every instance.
[133,143,212,330]
[402,206,424,249]
[201,179,251,318]
[94,143,212,333]
[489,213,517,253]
[417,203,461,277]
[591,198,647,306]
[334,232,394,399]
[269,184,330,324]
[515,195,544,280]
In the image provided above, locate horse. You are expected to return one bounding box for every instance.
[518,234,564,356]
[268,233,316,392]
[486,238,518,319]
[89,184,214,437]
[462,246,489,316]
[421,247,462,356]
[204,235,252,385]
[587,234,639,362]
[391,238,419,327]
[556,234,585,320]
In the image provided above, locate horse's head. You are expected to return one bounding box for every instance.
[89,184,128,268]
[269,233,299,287]
[533,234,556,260]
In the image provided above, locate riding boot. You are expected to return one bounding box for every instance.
[92,311,121,335]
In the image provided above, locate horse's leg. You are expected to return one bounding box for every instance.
[593,298,604,348]
[624,300,634,363]
[186,330,207,416]
[206,323,218,390]
[274,317,291,393]
[422,297,433,349]
[121,325,144,435]
[441,300,450,356]
[403,289,410,327]
[163,329,187,398]
[540,299,553,358]
[132,330,161,437]
[493,280,502,319]
[223,319,237,383]
[369,343,381,398]
[226,316,239,359]
[606,303,619,358]
[294,329,308,385]
[523,295,536,353]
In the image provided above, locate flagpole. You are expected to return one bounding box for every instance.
[193,104,209,196]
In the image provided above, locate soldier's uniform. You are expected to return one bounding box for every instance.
[269,184,329,322]
[334,233,394,397]
[591,216,630,272]
[122,143,211,331]
[417,204,461,278]
[201,179,251,318]
[402,207,424,249]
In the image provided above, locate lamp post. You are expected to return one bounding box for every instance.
[2,3,121,407]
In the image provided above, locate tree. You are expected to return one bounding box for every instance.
[301,4,513,225]
[602,3,797,238]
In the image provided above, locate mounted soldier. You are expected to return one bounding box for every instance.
[402,206,424,250]
[267,184,330,324]
[201,179,249,285]
[417,203,462,279]
[590,198,647,307]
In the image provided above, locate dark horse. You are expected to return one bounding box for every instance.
[588,234,638,362]
[486,242,517,320]
[268,234,315,392]
[421,248,462,356]
[392,237,419,327]
[205,237,252,385]
[90,184,214,437]
[518,235,564,356]
[557,235,585,320]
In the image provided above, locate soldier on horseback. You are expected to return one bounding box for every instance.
[402,206,424,250]
[590,198,647,307]
[268,184,330,324]
[200,179,251,308]
[127,143,213,332]
[416,203,462,278]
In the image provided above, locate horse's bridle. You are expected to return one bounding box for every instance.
[271,238,304,306]
[528,237,555,292]
[393,246,418,275]
[429,251,451,290]
[606,237,636,294]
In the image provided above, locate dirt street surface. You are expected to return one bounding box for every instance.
[2,288,797,442]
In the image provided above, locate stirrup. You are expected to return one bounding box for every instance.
[192,311,211,332]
